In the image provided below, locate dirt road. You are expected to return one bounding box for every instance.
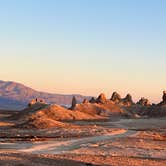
[0,129,136,154]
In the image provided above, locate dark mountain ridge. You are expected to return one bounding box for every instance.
[0,80,90,110]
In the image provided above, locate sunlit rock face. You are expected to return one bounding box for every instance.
[96,93,107,104]
[110,92,121,103]
[137,97,151,106]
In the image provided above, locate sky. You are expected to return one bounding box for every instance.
[0,0,166,102]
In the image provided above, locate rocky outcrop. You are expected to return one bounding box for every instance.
[96,93,107,104]
[89,97,96,103]
[110,92,121,103]
[136,91,166,117]
[28,98,45,107]
[82,99,89,104]
[158,91,166,105]
[121,94,134,106]
[137,97,151,106]
[70,96,77,110]
[162,90,166,104]
[124,94,133,102]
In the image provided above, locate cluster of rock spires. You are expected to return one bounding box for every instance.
[22,90,166,129]
[70,90,166,109]
[89,92,134,106]
[28,91,166,117]
[69,92,134,109]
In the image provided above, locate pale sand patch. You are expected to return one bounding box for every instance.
[0,121,14,127]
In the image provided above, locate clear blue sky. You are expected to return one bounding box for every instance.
[0,0,166,102]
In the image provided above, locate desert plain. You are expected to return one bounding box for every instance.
[0,92,166,166]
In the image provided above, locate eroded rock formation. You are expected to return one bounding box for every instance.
[110,92,121,103]
[162,90,166,104]
[137,97,151,106]
[82,99,89,104]
[121,94,134,106]
[96,93,107,104]
[158,90,166,105]
[70,96,77,110]
[28,98,45,107]
[89,97,96,103]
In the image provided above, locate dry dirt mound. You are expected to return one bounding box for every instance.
[14,101,136,129]
[33,104,103,121]
[18,116,74,129]
[15,104,105,129]
[15,103,103,121]
[10,103,48,120]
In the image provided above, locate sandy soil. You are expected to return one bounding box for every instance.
[0,110,166,166]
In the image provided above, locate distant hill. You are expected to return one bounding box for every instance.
[0,80,90,110]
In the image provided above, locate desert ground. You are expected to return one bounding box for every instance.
[0,107,165,166]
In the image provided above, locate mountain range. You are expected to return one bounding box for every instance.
[0,80,90,110]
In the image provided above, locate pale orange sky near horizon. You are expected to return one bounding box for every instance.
[0,43,165,103]
[0,51,165,103]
